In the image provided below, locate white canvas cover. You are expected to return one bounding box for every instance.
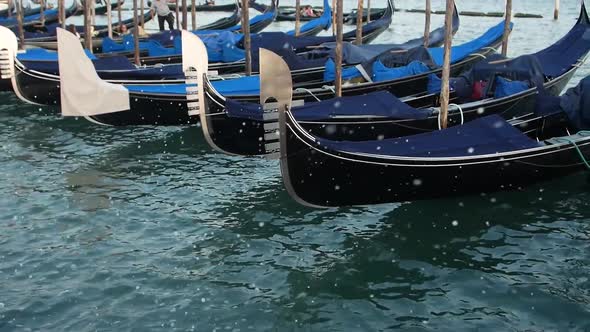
[57,28,130,117]
[181,30,208,116]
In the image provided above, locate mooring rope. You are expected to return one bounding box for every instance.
[552,131,590,170]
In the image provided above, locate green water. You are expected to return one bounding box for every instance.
[2,1,590,330]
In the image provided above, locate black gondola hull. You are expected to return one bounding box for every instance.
[89,92,195,126]
[281,112,588,206]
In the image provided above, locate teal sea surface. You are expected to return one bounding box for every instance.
[2,0,590,330]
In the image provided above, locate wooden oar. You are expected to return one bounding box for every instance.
[335,0,343,96]
[439,0,454,129]
[501,0,512,56]
[355,0,362,45]
[423,0,430,47]
[241,0,251,75]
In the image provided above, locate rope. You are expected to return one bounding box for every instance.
[552,132,590,170]
[436,103,464,130]
[294,88,321,101]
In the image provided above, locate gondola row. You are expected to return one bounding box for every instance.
[2,1,590,207]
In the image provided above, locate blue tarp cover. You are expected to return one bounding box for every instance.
[494,77,530,98]
[536,75,590,130]
[17,48,97,61]
[226,90,433,121]
[372,60,431,82]
[428,21,511,66]
[211,76,261,95]
[317,114,542,158]
[0,8,59,25]
[125,83,193,94]
[534,14,590,77]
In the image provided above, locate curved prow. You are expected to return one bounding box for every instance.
[260,47,293,157]
[260,48,322,208]
[579,0,590,25]
[181,29,208,117]
[452,2,460,35]
[57,28,130,117]
[0,26,17,80]
[259,48,293,160]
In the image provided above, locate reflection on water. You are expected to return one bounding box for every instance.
[2,1,590,331]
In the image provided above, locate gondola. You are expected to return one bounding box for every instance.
[0,5,436,108]
[202,7,491,105]
[345,7,387,24]
[196,0,241,30]
[17,11,153,50]
[200,4,590,157]
[0,3,54,18]
[78,0,124,15]
[45,28,203,125]
[0,0,78,29]
[197,4,590,156]
[284,0,331,38]
[271,48,590,207]
[147,0,237,12]
[137,0,394,69]
[229,0,278,34]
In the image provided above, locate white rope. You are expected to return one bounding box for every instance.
[294,88,321,101]
[468,53,487,60]
[436,103,464,130]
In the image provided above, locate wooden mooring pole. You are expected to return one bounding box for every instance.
[133,0,140,64]
[16,0,24,49]
[554,0,559,20]
[191,0,196,30]
[241,0,251,75]
[423,0,430,47]
[182,0,187,29]
[355,0,363,44]
[501,0,512,56]
[295,0,300,36]
[106,0,113,38]
[334,0,343,96]
[439,0,455,129]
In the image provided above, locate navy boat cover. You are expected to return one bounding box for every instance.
[226,90,433,121]
[317,114,541,158]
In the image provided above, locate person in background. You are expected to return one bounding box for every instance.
[150,0,175,31]
[303,5,316,17]
[118,24,129,35]
[67,24,80,38]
